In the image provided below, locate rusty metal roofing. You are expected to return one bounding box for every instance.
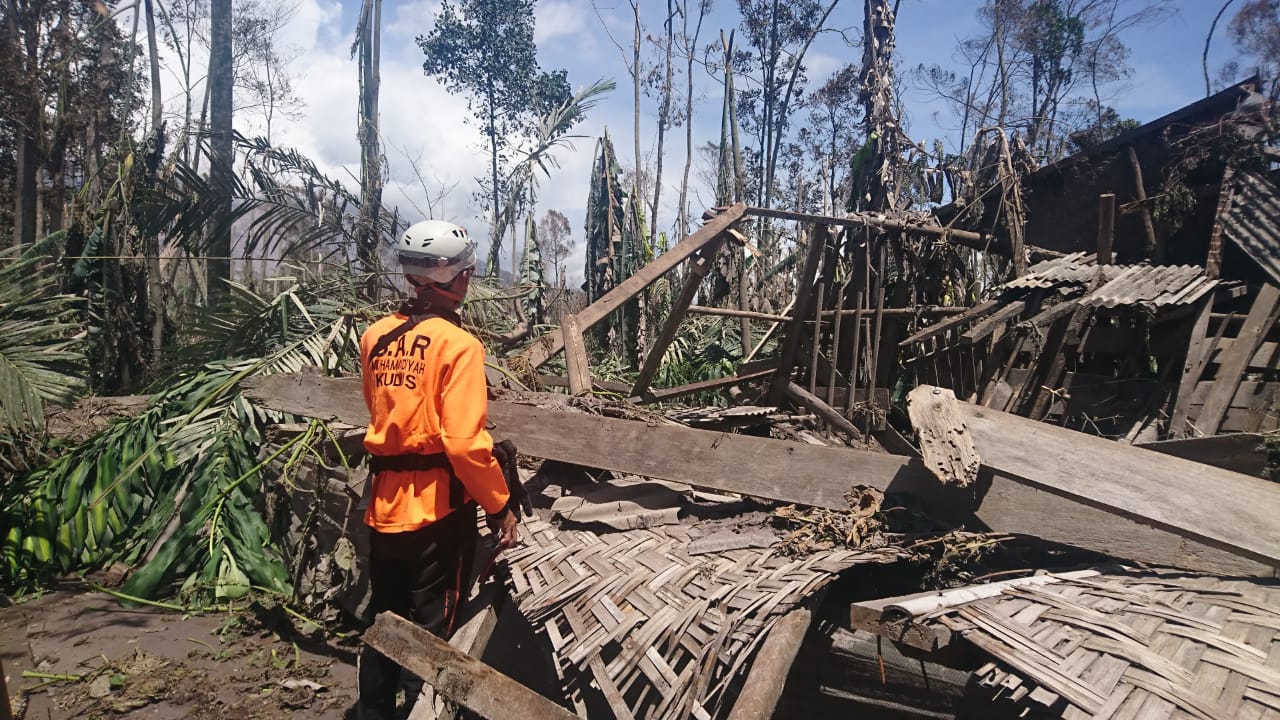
[1223,170,1280,287]
[1082,264,1218,308]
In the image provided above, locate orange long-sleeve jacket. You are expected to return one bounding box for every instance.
[360,313,510,532]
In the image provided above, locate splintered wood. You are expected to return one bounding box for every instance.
[906,385,980,486]
[504,518,904,719]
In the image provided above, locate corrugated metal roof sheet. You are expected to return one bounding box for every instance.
[1223,170,1280,286]
[1082,264,1217,308]
[1000,254,1217,307]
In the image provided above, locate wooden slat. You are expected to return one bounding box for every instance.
[241,374,934,511]
[771,224,830,398]
[951,391,1280,567]
[1196,284,1280,435]
[782,382,863,442]
[631,364,778,405]
[899,299,1001,347]
[960,300,1027,345]
[523,203,747,369]
[1136,434,1270,478]
[363,612,579,720]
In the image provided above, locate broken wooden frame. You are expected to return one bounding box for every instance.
[245,374,1276,576]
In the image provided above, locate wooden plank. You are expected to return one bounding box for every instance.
[241,374,935,511]
[906,386,980,487]
[535,374,631,395]
[1196,283,1280,435]
[523,203,747,369]
[960,300,1027,345]
[1205,339,1279,371]
[687,306,790,323]
[899,299,1001,347]
[738,205,1018,256]
[561,314,591,396]
[782,381,863,442]
[409,583,502,720]
[725,607,813,720]
[950,390,1280,567]
[1029,304,1094,420]
[1136,434,1270,478]
[363,612,579,720]
[632,246,719,397]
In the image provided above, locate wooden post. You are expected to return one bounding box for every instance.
[1169,296,1217,438]
[844,237,869,417]
[523,203,747,370]
[631,244,720,398]
[0,656,11,720]
[725,607,813,720]
[1096,193,1115,265]
[363,612,579,720]
[1126,147,1161,262]
[807,283,825,395]
[826,276,849,407]
[770,224,829,401]
[866,244,888,426]
[561,314,591,396]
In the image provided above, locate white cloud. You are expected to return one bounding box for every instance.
[386,0,440,41]
[535,0,587,44]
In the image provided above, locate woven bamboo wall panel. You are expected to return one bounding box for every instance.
[935,570,1280,719]
[504,518,903,719]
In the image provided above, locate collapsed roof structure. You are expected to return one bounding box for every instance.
[247,76,1280,720]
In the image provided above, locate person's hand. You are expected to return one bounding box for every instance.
[494,508,519,549]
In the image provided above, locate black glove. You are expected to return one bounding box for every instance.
[491,439,534,520]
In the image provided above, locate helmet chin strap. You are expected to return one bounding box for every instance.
[408,275,465,305]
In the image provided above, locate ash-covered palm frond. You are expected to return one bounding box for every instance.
[0,237,89,432]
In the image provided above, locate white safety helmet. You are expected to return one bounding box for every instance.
[397,220,477,285]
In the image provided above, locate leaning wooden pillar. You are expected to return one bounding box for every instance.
[523,203,747,369]
[1126,147,1161,263]
[631,238,724,398]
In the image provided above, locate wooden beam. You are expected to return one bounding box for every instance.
[737,205,1019,256]
[898,299,1001,348]
[523,203,748,369]
[560,314,591,396]
[241,374,935,511]
[725,607,813,720]
[409,582,502,720]
[1206,167,1235,279]
[1195,283,1280,435]
[948,390,1280,567]
[906,386,980,487]
[1136,433,1270,478]
[535,374,631,395]
[631,363,778,404]
[632,246,718,397]
[782,381,863,442]
[363,612,579,720]
[688,305,970,323]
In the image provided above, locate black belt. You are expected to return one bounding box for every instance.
[368,452,467,510]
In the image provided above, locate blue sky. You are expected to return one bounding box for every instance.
[216,0,1255,282]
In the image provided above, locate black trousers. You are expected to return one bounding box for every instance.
[358,505,478,720]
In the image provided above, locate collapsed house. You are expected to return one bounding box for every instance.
[246,79,1280,720]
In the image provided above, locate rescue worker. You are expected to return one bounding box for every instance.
[357,219,519,720]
